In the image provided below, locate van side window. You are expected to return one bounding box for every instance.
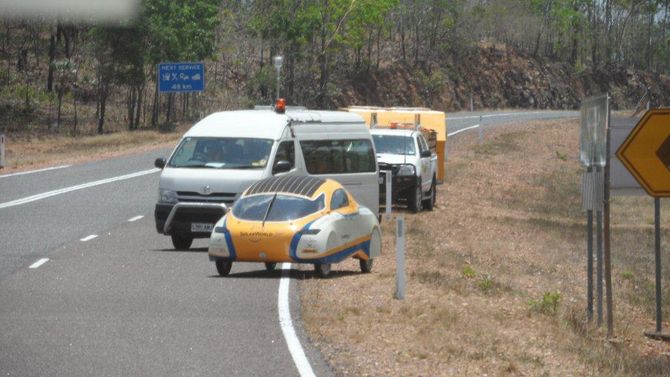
[274,141,295,169]
[330,189,349,210]
[301,139,375,174]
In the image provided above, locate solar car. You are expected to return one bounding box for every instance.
[208,175,382,277]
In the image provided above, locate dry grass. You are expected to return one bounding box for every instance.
[301,119,670,376]
[0,126,189,173]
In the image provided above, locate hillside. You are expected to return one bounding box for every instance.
[331,45,670,111]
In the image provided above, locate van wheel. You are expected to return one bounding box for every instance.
[408,180,422,213]
[360,258,373,273]
[423,177,436,211]
[264,262,277,271]
[314,263,332,278]
[171,234,193,250]
[215,259,232,276]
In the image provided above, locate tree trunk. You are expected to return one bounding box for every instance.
[47,30,56,92]
[97,92,106,135]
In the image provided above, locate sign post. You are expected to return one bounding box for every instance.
[616,108,670,340]
[579,94,608,326]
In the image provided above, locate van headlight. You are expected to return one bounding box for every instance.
[159,189,178,204]
[396,164,415,176]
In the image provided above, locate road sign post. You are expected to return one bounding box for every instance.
[616,108,670,340]
[579,94,609,328]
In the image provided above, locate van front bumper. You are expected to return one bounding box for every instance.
[155,202,228,237]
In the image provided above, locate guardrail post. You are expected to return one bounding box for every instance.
[0,133,5,169]
[395,216,405,300]
[384,170,392,221]
[478,115,483,143]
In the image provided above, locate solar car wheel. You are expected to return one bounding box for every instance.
[215,259,232,276]
[314,263,332,278]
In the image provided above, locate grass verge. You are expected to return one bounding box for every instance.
[300,119,670,376]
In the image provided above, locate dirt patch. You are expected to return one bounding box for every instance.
[301,119,670,376]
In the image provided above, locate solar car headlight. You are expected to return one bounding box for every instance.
[159,189,178,204]
[396,164,415,176]
[300,228,321,235]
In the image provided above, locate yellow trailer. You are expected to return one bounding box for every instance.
[342,106,447,182]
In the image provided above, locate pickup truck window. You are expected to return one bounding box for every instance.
[372,135,416,155]
[168,137,273,169]
[417,135,429,154]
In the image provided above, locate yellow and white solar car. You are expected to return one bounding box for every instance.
[208,175,382,277]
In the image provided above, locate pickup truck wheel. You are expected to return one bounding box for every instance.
[408,180,422,213]
[314,263,332,278]
[171,234,193,250]
[423,178,436,211]
[215,259,232,276]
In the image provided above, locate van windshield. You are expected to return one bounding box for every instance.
[372,135,416,155]
[232,194,325,221]
[168,137,273,169]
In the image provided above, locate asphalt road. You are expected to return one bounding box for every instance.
[0,110,578,376]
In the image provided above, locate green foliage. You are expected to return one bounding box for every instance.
[144,0,222,63]
[528,291,561,316]
[477,274,494,292]
[462,265,477,278]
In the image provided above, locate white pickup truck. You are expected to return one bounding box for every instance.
[371,127,438,212]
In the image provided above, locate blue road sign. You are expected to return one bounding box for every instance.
[158,62,205,93]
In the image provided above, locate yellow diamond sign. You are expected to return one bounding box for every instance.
[616,109,670,197]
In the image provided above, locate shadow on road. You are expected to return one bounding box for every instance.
[207,267,361,280]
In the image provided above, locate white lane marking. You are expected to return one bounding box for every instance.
[447,111,547,120]
[29,258,50,269]
[448,124,480,137]
[0,168,160,209]
[80,235,98,242]
[128,215,144,222]
[278,263,316,377]
[0,165,71,178]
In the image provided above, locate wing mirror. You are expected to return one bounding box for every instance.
[420,150,432,158]
[154,157,166,169]
[272,160,291,174]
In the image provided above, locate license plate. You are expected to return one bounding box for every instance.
[191,223,213,232]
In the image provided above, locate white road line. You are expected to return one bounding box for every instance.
[447,111,547,120]
[128,215,144,222]
[448,124,480,137]
[0,164,71,178]
[29,258,50,269]
[0,168,159,209]
[80,235,98,242]
[278,263,316,377]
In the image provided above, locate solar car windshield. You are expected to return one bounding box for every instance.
[232,194,325,221]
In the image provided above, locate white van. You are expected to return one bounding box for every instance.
[154,105,379,250]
